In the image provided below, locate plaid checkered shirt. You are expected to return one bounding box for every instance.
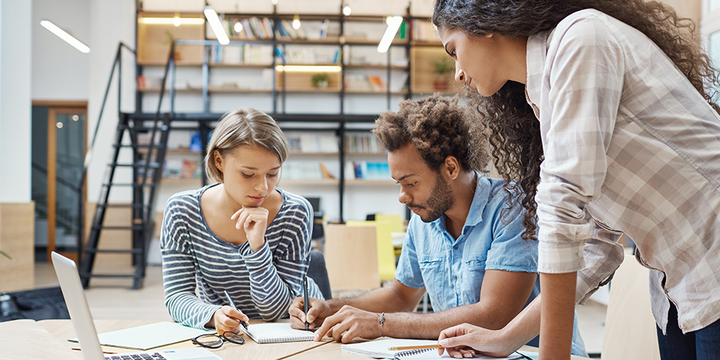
[525,9,720,333]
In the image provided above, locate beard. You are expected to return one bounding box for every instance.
[410,172,455,223]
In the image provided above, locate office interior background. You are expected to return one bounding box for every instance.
[0,0,716,358]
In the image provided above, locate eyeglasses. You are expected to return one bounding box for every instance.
[192,331,245,348]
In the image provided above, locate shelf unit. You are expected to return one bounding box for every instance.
[134,5,458,221]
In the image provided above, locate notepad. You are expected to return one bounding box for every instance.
[342,338,527,359]
[69,321,214,350]
[239,323,315,344]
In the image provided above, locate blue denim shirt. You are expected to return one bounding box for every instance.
[395,175,587,357]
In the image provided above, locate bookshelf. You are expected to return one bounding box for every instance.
[135,3,455,221]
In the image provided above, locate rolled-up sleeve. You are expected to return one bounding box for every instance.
[535,15,624,275]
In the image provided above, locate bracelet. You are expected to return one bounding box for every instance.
[378,312,385,337]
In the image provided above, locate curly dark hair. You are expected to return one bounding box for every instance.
[373,93,490,174]
[433,0,720,241]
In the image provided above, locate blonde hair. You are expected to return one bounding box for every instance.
[204,108,289,183]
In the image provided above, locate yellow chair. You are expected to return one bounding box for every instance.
[346,220,397,282]
[374,213,406,258]
[375,213,404,233]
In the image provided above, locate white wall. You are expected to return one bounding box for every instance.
[86,0,136,203]
[0,0,32,203]
[32,0,90,100]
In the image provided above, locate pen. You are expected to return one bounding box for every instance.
[223,290,248,331]
[388,344,443,351]
[303,275,310,330]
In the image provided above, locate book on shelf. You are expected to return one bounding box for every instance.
[367,75,386,92]
[349,161,390,180]
[345,133,383,153]
[319,162,336,179]
[228,17,275,40]
[411,20,441,42]
[163,160,182,179]
[180,160,199,179]
[285,133,339,153]
[244,44,274,65]
[137,76,163,90]
[345,74,373,92]
[283,161,322,180]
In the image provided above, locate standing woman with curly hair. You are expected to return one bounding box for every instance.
[432,1,720,359]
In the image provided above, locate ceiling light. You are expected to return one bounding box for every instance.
[204,6,230,45]
[234,22,243,33]
[343,6,351,16]
[40,20,90,53]
[292,14,301,30]
[139,17,204,25]
[378,16,403,53]
[275,65,341,72]
[272,0,279,4]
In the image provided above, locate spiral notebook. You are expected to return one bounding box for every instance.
[240,323,315,344]
[342,338,528,359]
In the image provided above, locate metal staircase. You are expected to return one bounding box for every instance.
[78,43,174,289]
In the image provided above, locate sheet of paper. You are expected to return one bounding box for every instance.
[70,321,214,350]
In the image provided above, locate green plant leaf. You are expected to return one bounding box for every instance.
[0,250,12,260]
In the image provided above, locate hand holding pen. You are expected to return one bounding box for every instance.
[215,290,249,335]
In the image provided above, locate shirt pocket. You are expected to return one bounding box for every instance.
[418,255,447,311]
[461,258,486,306]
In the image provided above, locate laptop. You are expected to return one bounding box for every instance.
[51,251,221,360]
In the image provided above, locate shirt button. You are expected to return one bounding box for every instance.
[453,244,458,250]
[453,275,457,280]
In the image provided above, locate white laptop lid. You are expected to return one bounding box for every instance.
[51,252,222,360]
[51,251,105,360]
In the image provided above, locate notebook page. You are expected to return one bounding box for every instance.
[69,322,214,350]
[241,323,315,344]
[341,338,438,358]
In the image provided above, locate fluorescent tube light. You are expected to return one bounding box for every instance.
[275,65,342,72]
[139,17,204,25]
[204,6,230,45]
[377,16,403,53]
[40,20,90,53]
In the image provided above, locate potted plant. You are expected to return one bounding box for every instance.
[311,73,330,89]
[431,56,454,90]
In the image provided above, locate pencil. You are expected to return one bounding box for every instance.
[388,344,444,351]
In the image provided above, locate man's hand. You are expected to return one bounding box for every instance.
[288,296,331,331]
[438,323,514,358]
[231,207,269,251]
[313,305,382,343]
[212,306,249,335]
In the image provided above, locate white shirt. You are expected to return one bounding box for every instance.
[526,8,720,333]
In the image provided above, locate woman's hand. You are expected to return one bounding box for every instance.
[231,207,269,251]
[212,306,249,335]
[438,323,515,359]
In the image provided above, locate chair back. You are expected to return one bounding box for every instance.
[346,220,396,281]
[307,251,332,300]
[323,224,380,292]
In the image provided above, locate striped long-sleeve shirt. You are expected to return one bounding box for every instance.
[160,184,324,329]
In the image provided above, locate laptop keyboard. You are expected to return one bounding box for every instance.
[104,352,168,360]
